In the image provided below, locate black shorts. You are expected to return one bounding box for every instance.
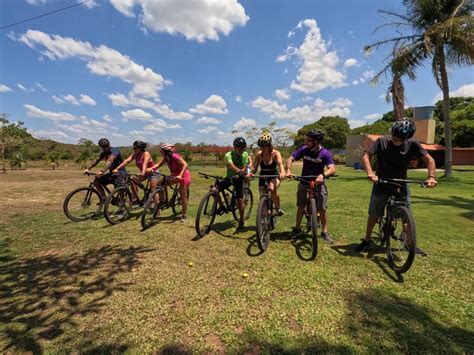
[96,173,116,186]
[259,176,280,187]
[216,176,245,198]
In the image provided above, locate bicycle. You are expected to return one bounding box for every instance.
[254,174,281,252]
[195,172,253,238]
[290,175,333,260]
[103,172,156,225]
[63,172,112,222]
[141,173,188,229]
[370,178,427,274]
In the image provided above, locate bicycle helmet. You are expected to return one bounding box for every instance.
[133,140,147,150]
[233,137,247,148]
[306,129,324,141]
[257,132,272,147]
[391,117,416,140]
[98,138,110,147]
[160,143,175,152]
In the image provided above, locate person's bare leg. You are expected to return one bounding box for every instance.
[365,215,379,241]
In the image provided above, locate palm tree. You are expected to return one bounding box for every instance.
[44,152,60,170]
[365,0,474,177]
[10,153,26,170]
[76,150,93,169]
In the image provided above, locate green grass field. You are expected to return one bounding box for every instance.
[0,165,473,353]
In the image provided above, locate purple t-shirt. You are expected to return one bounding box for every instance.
[291,145,334,177]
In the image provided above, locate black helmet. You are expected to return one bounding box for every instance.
[391,117,416,140]
[133,140,147,150]
[306,129,324,141]
[98,138,110,147]
[233,137,247,148]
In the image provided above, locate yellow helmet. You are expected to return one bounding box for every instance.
[257,132,272,147]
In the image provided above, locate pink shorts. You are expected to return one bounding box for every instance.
[174,169,191,187]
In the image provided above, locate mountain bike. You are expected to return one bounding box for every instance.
[63,172,112,222]
[290,175,334,260]
[103,172,156,225]
[371,178,427,273]
[254,174,281,252]
[195,172,253,238]
[141,173,188,229]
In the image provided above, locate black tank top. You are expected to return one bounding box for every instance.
[260,158,278,176]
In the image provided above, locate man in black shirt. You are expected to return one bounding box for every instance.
[355,118,437,252]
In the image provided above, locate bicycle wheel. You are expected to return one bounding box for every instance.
[141,188,162,229]
[195,191,218,237]
[63,186,102,222]
[256,195,271,252]
[386,206,416,273]
[171,186,189,216]
[232,187,254,221]
[104,186,132,225]
[309,197,319,260]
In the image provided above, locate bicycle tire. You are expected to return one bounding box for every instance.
[63,186,102,222]
[195,191,218,237]
[104,186,132,225]
[256,195,271,252]
[231,187,254,221]
[309,197,319,260]
[141,188,163,229]
[171,186,189,216]
[386,206,416,273]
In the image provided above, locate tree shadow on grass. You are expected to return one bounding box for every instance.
[411,194,474,220]
[331,243,404,283]
[345,288,474,352]
[0,238,154,354]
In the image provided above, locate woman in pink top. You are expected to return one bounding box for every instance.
[148,143,190,222]
[113,140,159,203]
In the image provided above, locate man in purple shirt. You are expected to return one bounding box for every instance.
[286,130,336,242]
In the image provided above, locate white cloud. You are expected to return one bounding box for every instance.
[121,109,153,121]
[277,19,346,93]
[0,84,12,92]
[251,96,352,123]
[348,119,370,129]
[17,83,31,92]
[362,70,375,81]
[80,94,96,105]
[275,89,290,101]
[109,0,249,43]
[364,113,382,120]
[432,83,474,103]
[32,129,72,141]
[103,114,113,122]
[352,80,359,86]
[195,116,222,125]
[198,126,219,134]
[344,58,358,67]
[63,94,80,105]
[35,82,47,92]
[16,29,169,99]
[83,0,99,9]
[24,104,77,122]
[143,119,181,132]
[235,95,242,102]
[233,117,257,130]
[26,0,47,5]
[190,94,228,114]
[52,95,64,104]
[107,92,193,120]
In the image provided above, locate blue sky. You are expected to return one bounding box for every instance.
[1,0,473,146]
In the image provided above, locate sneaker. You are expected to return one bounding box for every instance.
[320,232,334,244]
[236,220,244,231]
[289,227,303,239]
[180,215,187,223]
[355,239,371,252]
[276,208,285,216]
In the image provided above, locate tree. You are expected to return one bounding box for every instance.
[350,120,393,135]
[232,121,295,149]
[0,114,30,173]
[75,150,93,169]
[10,153,26,170]
[44,152,60,170]
[294,116,350,149]
[365,0,474,177]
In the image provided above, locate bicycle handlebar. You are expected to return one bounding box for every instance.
[378,178,427,188]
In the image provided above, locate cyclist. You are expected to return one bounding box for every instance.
[355,117,437,252]
[112,140,159,205]
[214,137,253,231]
[146,143,191,222]
[84,138,125,200]
[286,130,336,243]
[249,132,286,216]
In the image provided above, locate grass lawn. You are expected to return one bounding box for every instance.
[0,165,473,353]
